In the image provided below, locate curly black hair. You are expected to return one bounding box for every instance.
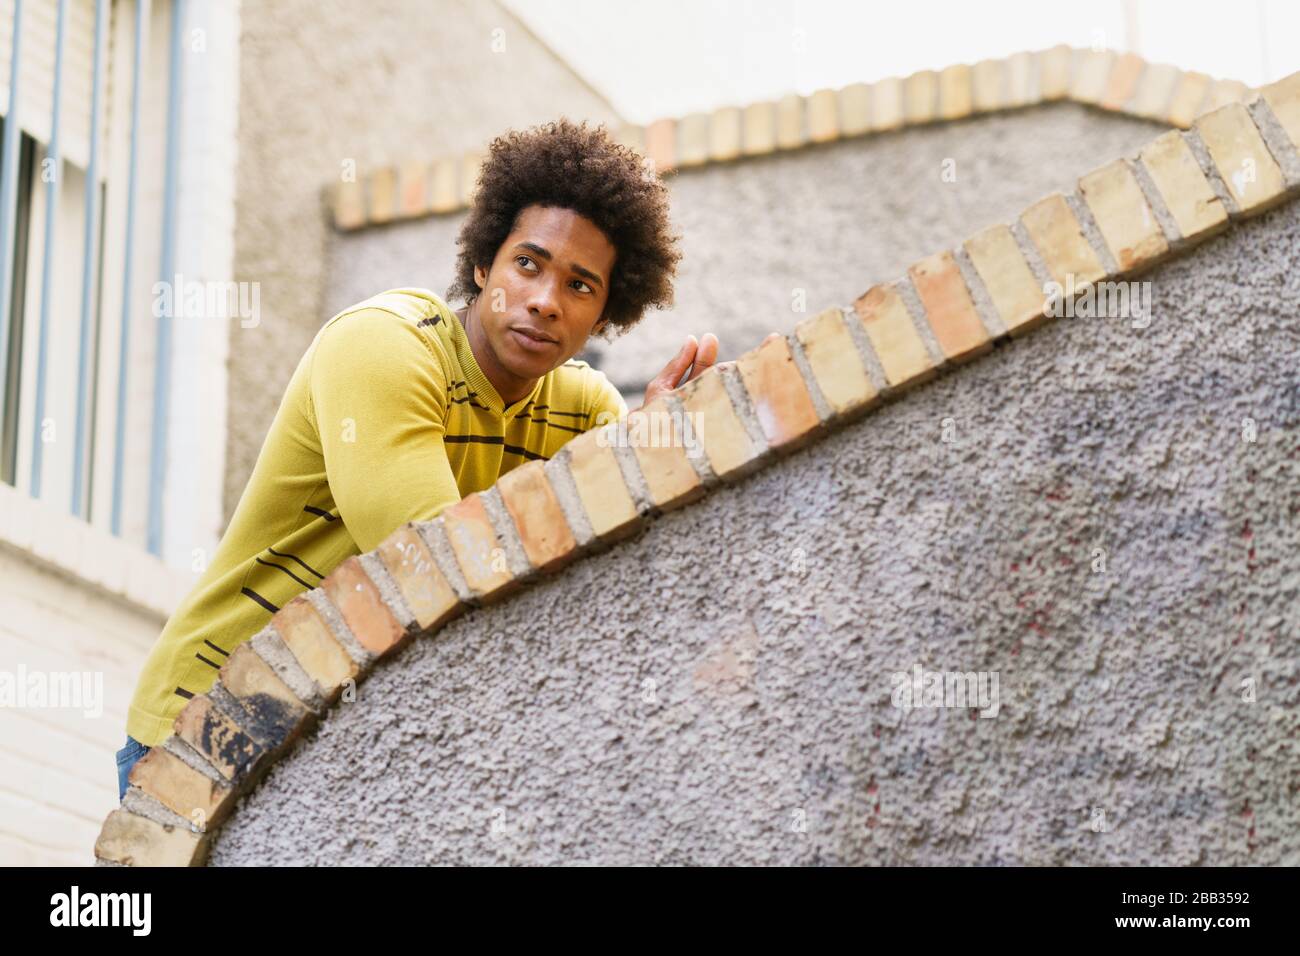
[447,117,682,340]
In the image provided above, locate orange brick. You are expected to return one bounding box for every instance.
[963,224,1047,337]
[128,747,234,828]
[1038,45,1072,101]
[374,526,462,634]
[369,167,397,224]
[905,70,938,123]
[794,308,877,416]
[95,809,208,867]
[644,118,676,173]
[626,396,705,510]
[938,65,972,120]
[1019,193,1106,288]
[1195,103,1287,214]
[440,493,517,599]
[333,180,365,231]
[1138,131,1228,241]
[735,335,821,451]
[1167,71,1212,127]
[677,365,766,479]
[1101,52,1144,110]
[398,162,428,218]
[497,460,578,574]
[322,556,408,656]
[908,251,992,363]
[808,89,839,142]
[271,595,359,696]
[1078,159,1169,272]
[1261,71,1300,152]
[218,643,312,750]
[172,695,267,783]
[564,426,641,541]
[852,285,935,391]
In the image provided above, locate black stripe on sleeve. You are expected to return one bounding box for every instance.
[303,505,337,521]
[203,640,229,657]
[255,556,315,590]
[266,547,325,580]
[241,586,280,613]
[195,653,222,670]
[174,687,194,700]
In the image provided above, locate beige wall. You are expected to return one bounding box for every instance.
[226,0,622,522]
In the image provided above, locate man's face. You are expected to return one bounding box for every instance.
[473,203,616,382]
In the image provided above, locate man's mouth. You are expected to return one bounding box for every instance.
[511,326,559,348]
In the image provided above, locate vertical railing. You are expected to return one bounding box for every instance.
[72,0,111,519]
[110,0,151,536]
[30,0,71,499]
[0,0,25,461]
[147,0,186,556]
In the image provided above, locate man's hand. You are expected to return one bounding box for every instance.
[639,333,721,410]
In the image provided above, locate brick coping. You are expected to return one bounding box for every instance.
[95,70,1300,865]
[328,45,1258,233]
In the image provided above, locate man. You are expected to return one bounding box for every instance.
[117,118,721,798]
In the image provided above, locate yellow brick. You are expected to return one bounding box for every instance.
[645,118,676,172]
[905,70,938,123]
[963,224,1047,337]
[398,161,429,218]
[677,366,765,480]
[839,83,872,136]
[95,809,208,867]
[735,335,821,451]
[128,747,234,827]
[1019,193,1106,288]
[1078,159,1169,273]
[1070,49,1114,105]
[1006,52,1035,106]
[1038,45,1072,101]
[742,101,776,155]
[710,107,742,161]
[677,112,710,167]
[972,59,1003,112]
[1261,70,1300,153]
[1129,63,1181,120]
[564,426,641,541]
[460,152,484,205]
[794,308,876,415]
[626,397,704,510]
[333,180,365,231]
[852,285,934,390]
[271,594,360,695]
[429,157,459,214]
[776,94,805,149]
[1208,78,1250,110]
[1195,103,1287,214]
[938,64,973,120]
[808,89,839,142]
[1167,71,1212,128]
[1138,130,1229,241]
[219,643,312,749]
[614,124,645,153]
[374,526,462,634]
[368,167,396,224]
[909,251,991,363]
[872,77,904,131]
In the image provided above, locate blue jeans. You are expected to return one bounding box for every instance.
[115,735,151,801]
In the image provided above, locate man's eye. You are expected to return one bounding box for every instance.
[516,255,537,271]
[572,280,593,294]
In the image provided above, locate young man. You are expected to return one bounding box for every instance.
[117,118,721,798]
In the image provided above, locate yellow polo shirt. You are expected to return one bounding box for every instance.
[127,287,627,746]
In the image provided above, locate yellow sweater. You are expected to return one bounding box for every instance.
[127,288,627,746]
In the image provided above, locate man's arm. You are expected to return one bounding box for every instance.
[310,309,462,553]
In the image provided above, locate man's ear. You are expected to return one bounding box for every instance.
[593,316,608,336]
[474,264,488,290]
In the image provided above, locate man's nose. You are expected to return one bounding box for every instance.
[527,278,561,320]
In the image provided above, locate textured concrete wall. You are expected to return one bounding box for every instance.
[323,103,1167,404]
[209,198,1300,866]
[226,0,620,522]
